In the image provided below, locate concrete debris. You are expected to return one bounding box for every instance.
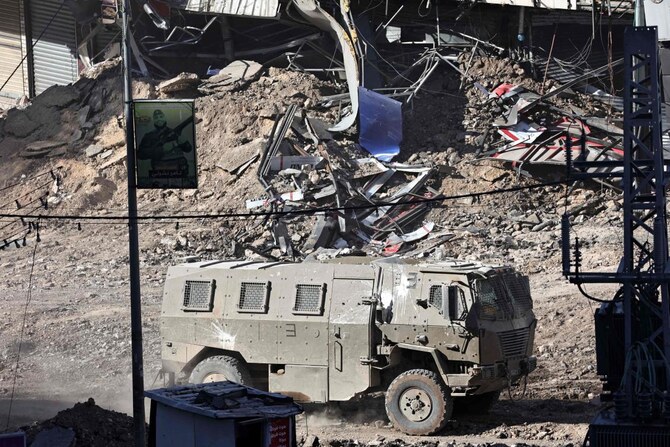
[19,141,67,159]
[4,109,40,138]
[215,138,265,177]
[0,12,633,274]
[31,85,80,109]
[236,102,443,257]
[78,105,91,127]
[85,144,105,158]
[200,60,264,94]
[158,72,200,93]
[22,398,134,447]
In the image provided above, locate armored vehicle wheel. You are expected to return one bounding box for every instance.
[458,390,500,414]
[385,369,453,435]
[189,355,252,385]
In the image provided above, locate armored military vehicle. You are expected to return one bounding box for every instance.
[160,257,537,435]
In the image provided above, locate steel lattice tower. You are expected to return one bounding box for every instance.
[563,26,670,444]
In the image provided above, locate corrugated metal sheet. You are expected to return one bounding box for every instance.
[181,0,279,17]
[0,0,26,100]
[531,9,631,26]
[31,0,77,95]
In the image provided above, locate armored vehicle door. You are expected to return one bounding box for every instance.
[328,278,375,400]
[420,273,474,360]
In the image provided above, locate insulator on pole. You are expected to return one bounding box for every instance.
[562,214,571,276]
[565,134,572,179]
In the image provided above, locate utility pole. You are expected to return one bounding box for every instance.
[121,1,146,446]
[563,26,670,445]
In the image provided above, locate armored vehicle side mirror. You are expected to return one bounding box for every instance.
[442,285,467,320]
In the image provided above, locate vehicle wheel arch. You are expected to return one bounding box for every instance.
[189,353,253,385]
[182,347,248,379]
[386,344,450,386]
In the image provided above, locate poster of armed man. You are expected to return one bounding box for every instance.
[133,100,197,189]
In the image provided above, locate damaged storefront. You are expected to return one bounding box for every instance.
[0,0,120,106]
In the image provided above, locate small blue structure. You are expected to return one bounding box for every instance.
[145,382,303,447]
[358,86,403,162]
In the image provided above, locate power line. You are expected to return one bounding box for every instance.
[0,167,61,194]
[5,222,40,429]
[0,179,568,222]
[0,204,44,233]
[0,182,51,213]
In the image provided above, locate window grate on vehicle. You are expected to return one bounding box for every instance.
[504,274,533,312]
[238,281,270,313]
[182,280,215,311]
[293,284,325,315]
[429,285,443,310]
[492,277,515,318]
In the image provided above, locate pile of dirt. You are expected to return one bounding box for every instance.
[0,54,622,272]
[20,398,135,447]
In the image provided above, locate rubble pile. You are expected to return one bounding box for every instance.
[457,53,624,171]
[21,398,135,447]
[299,437,574,447]
[0,51,626,275]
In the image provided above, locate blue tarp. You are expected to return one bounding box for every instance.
[358,86,403,162]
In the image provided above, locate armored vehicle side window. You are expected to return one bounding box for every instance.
[429,285,467,320]
[447,286,467,320]
[182,280,215,311]
[428,285,443,310]
[238,281,270,313]
[293,284,325,315]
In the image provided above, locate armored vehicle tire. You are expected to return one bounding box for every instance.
[189,355,253,385]
[457,390,501,414]
[385,369,453,436]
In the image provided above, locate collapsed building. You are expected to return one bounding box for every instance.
[0,0,648,263]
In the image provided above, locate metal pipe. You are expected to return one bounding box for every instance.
[24,0,35,98]
[122,2,146,446]
[375,5,403,32]
[541,26,557,95]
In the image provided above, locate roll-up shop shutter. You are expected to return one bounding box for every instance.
[0,0,26,102]
[30,0,77,95]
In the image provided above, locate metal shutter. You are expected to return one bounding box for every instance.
[0,0,26,101]
[30,0,77,95]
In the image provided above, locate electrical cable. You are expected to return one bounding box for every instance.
[0,167,61,194]
[0,178,570,223]
[417,0,432,18]
[0,232,28,250]
[5,222,40,429]
[0,204,44,233]
[0,180,52,212]
[0,1,66,94]
[576,281,623,304]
